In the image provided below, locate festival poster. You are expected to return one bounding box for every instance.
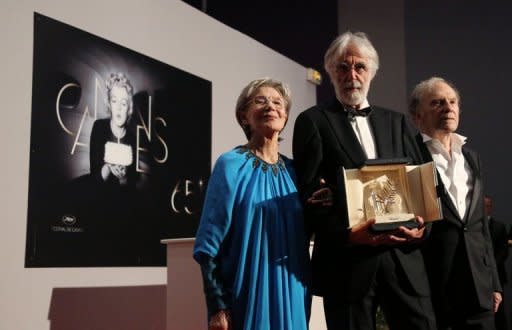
[26,13,211,267]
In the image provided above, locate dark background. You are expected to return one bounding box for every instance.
[183,0,339,103]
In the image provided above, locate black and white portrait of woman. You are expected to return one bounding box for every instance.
[90,72,137,188]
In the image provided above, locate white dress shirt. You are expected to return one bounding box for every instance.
[347,100,377,159]
[422,133,473,220]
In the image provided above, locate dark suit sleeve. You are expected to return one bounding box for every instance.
[293,112,322,237]
[293,112,323,200]
[484,216,503,292]
[476,154,503,293]
[292,111,333,239]
[490,218,510,285]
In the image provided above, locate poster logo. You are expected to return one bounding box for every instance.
[61,215,77,226]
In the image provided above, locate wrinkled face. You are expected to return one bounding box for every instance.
[109,85,131,128]
[414,81,459,136]
[331,44,374,107]
[241,86,288,139]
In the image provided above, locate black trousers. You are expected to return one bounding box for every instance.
[436,308,495,330]
[323,250,436,330]
[495,299,510,330]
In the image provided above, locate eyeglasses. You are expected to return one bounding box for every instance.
[336,62,368,74]
[251,96,285,110]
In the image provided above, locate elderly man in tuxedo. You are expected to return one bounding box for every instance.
[409,77,502,330]
[292,31,436,330]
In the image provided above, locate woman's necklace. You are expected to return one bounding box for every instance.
[247,143,279,164]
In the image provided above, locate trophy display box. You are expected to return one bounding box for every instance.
[338,159,443,231]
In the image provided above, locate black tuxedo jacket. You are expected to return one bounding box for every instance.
[292,99,429,300]
[414,134,501,313]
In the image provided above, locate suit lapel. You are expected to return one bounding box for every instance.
[369,109,393,158]
[415,134,462,224]
[321,100,366,166]
[462,147,481,223]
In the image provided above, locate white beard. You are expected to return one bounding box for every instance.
[334,82,368,107]
[346,89,365,106]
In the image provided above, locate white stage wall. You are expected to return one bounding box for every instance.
[0,0,316,329]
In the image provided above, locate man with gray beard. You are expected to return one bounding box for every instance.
[292,31,436,329]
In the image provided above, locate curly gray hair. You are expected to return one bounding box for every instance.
[235,78,292,140]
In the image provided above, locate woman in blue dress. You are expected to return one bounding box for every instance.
[193,78,331,329]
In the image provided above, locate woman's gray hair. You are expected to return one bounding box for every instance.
[235,78,292,140]
[105,72,134,120]
[408,76,460,115]
[324,31,379,82]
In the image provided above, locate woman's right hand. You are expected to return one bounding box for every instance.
[209,309,230,330]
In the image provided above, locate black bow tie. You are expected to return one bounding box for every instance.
[344,106,372,121]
